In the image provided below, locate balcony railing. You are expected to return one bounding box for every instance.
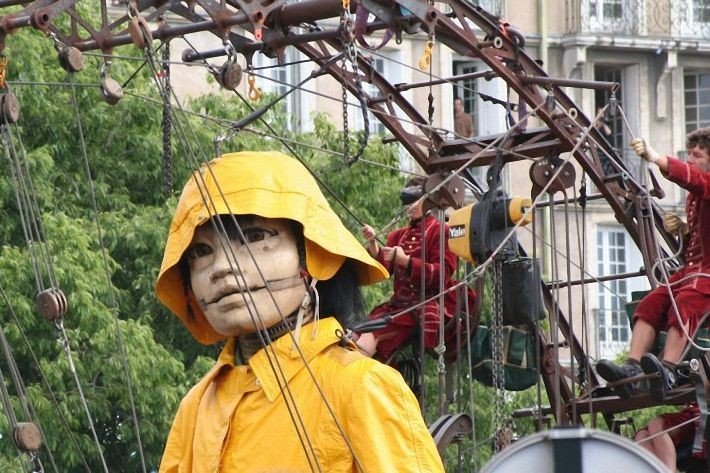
[566,0,710,40]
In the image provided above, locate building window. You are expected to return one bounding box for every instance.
[254,53,296,130]
[453,61,487,188]
[586,0,629,33]
[475,0,503,16]
[594,66,624,153]
[589,0,623,20]
[596,228,630,359]
[590,65,627,190]
[453,62,478,136]
[694,0,710,23]
[684,71,710,134]
[675,1,710,38]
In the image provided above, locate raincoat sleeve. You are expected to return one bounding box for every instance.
[407,221,457,289]
[345,363,444,472]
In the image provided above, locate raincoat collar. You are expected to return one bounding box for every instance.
[214,317,345,402]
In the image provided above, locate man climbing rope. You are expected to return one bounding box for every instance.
[156,151,444,472]
[356,176,476,362]
[597,128,710,401]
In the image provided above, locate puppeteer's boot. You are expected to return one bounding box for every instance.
[596,358,642,399]
[640,353,677,402]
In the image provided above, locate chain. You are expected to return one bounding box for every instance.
[29,451,44,473]
[340,4,354,164]
[491,257,506,452]
[339,1,368,166]
[419,2,435,158]
[340,54,350,163]
[161,41,172,197]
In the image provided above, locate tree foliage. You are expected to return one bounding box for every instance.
[0,19,408,473]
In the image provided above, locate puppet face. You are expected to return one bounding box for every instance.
[688,145,710,173]
[187,216,305,338]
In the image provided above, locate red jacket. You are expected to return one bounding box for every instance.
[665,157,710,294]
[375,213,459,317]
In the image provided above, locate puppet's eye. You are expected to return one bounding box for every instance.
[186,243,212,259]
[243,227,277,244]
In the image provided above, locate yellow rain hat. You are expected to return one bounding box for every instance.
[156,151,389,344]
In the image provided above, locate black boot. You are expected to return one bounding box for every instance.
[596,358,642,399]
[640,353,676,402]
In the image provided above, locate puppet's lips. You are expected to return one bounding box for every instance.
[208,276,302,305]
[209,285,263,305]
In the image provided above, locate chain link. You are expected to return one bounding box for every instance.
[341,58,350,163]
[29,451,44,473]
[339,4,368,166]
[492,257,507,452]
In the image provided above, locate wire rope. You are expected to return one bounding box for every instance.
[65,68,147,472]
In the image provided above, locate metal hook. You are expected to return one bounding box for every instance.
[214,133,226,159]
[608,93,618,117]
[127,0,139,19]
[224,41,236,62]
[100,60,111,79]
[46,31,64,51]
[214,129,238,159]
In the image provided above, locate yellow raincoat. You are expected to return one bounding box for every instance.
[159,318,444,472]
[157,152,443,472]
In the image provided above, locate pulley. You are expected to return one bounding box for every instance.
[13,422,41,452]
[214,41,242,91]
[36,287,68,321]
[0,92,20,123]
[529,155,576,200]
[57,46,85,73]
[215,60,242,91]
[424,171,466,210]
[100,76,124,105]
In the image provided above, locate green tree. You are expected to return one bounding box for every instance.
[0,21,410,473]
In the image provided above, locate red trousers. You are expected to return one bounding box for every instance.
[660,404,704,459]
[369,301,442,362]
[633,269,710,337]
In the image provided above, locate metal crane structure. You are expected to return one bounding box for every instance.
[0,0,708,469]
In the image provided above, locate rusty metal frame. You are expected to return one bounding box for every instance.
[0,0,685,427]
